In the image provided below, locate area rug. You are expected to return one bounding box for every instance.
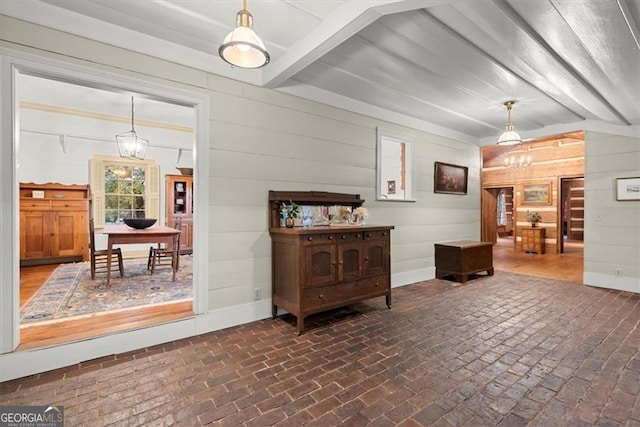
[20,256,192,325]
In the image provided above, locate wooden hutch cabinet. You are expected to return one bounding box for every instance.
[522,227,545,254]
[20,182,89,266]
[269,190,394,334]
[165,174,193,253]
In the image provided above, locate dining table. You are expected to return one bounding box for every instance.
[102,224,182,286]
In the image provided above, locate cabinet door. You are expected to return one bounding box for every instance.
[363,239,389,277]
[20,211,50,259]
[305,244,337,287]
[51,211,85,257]
[169,178,190,216]
[180,220,194,250]
[339,242,362,281]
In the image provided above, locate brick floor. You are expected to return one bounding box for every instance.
[1,271,639,426]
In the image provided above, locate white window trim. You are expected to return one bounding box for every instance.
[89,155,160,229]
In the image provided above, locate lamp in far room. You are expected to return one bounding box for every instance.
[116,96,149,160]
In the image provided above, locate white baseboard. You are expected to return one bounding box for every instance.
[584,272,640,294]
[392,267,434,288]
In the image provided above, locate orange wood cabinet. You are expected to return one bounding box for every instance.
[165,174,193,253]
[19,183,89,265]
[522,227,545,254]
[269,190,393,334]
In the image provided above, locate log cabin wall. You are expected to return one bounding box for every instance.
[481,135,585,254]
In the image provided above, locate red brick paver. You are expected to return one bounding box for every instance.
[2,271,639,426]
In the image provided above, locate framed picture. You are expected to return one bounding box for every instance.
[376,128,416,201]
[521,182,552,205]
[434,161,468,195]
[616,177,640,201]
[387,180,396,194]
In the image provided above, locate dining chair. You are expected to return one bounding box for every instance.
[147,218,182,275]
[90,218,124,280]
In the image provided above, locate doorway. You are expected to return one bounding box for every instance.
[15,70,200,348]
[481,186,515,246]
[559,177,585,254]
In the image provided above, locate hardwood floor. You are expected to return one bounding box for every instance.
[492,236,584,284]
[18,264,194,351]
[17,239,583,350]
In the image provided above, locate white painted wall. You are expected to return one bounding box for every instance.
[0,15,479,379]
[583,131,640,293]
[206,80,480,308]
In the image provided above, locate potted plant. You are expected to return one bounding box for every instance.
[526,210,542,227]
[281,201,300,228]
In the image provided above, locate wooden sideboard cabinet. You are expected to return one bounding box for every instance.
[165,174,193,254]
[20,182,89,266]
[269,190,394,334]
[522,227,545,254]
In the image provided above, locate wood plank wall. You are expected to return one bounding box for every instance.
[482,138,585,254]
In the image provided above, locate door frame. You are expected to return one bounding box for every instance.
[558,175,585,254]
[481,185,516,246]
[1,47,210,354]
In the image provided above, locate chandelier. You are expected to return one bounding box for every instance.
[504,145,532,168]
[115,96,149,160]
[497,100,522,146]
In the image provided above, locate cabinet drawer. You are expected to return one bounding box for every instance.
[303,232,362,245]
[51,200,88,211]
[303,234,334,245]
[20,200,51,210]
[303,275,389,309]
[363,230,390,240]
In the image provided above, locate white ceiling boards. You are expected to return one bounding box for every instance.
[3,0,639,144]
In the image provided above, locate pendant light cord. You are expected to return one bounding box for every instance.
[130,96,135,132]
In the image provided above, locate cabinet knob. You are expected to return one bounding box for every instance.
[367,233,372,237]
[328,236,333,240]
[318,294,324,299]
[341,235,346,239]
[365,257,369,261]
[382,232,387,236]
[375,282,379,287]
[50,232,55,236]
[308,237,313,241]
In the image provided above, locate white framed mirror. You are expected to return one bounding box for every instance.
[376,128,416,201]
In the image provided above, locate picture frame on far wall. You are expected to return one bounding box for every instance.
[616,177,640,201]
[434,161,468,195]
[521,181,552,205]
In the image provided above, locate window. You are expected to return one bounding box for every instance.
[105,163,146,223]
[90,155,159,228]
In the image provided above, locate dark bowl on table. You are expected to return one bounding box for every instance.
[123,218,157,229]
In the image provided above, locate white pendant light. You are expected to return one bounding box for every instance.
[116,96,149,160]
[497,100,523,146]
[219,0,270,69]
